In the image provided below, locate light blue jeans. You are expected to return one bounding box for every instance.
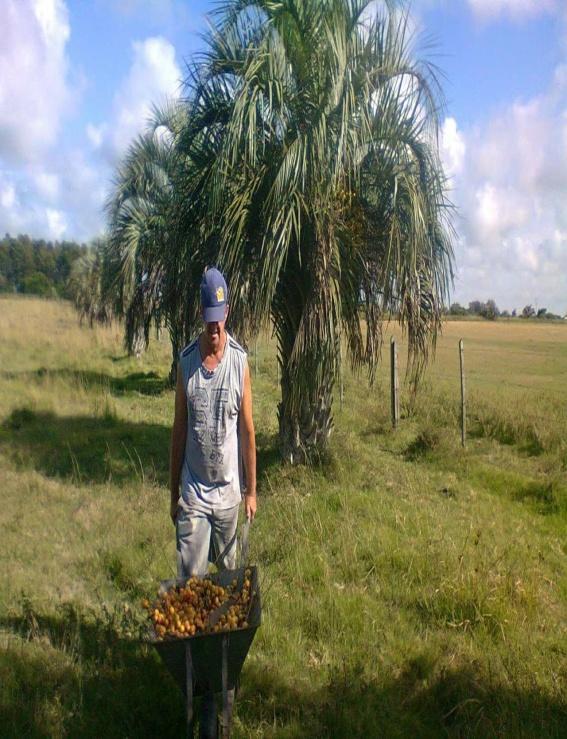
[176,499,239,577]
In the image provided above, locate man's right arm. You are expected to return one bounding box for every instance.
[169,364,188,523]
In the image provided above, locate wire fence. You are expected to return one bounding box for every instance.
[248,330,567,437]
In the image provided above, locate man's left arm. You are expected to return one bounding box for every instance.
[240,361,257,520]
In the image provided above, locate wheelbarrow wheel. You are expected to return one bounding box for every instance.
[217,694,234,739]
[218,677,239,738]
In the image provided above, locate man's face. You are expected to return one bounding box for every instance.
[202,306,228,351]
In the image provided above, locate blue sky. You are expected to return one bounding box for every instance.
[1,0,566,313]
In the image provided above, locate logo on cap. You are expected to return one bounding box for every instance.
[216,286,224,302]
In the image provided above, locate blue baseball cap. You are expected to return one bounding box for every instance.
[200,267,228,322]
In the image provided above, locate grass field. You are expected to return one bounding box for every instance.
[0,296,565,738]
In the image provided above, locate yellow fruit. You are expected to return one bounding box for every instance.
[147,573,254,639]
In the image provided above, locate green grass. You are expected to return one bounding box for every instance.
[0,297,565,737]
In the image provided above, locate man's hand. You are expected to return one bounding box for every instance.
[170,498,179,525]
[244,492,257,521]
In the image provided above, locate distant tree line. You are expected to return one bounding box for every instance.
[3,232,564,326]
[0,233,88,298]
[446,300,564,320]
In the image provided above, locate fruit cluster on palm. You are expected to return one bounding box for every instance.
[104,0,454,463]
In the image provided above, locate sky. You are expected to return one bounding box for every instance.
[0,0,566,314]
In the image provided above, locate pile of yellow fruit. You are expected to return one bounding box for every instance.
[143,570,253,640]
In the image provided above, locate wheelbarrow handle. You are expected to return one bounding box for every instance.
[239,517,251,568]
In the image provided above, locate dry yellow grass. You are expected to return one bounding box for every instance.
[0,296,123,370]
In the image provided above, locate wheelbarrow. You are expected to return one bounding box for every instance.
[148,526,261,737]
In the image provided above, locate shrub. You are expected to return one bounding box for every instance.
[20,272,54,297]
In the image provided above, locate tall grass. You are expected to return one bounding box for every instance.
[0,298,565,737]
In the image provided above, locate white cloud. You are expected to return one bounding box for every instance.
[0,149,108,242]
[110,36,181,155]
[0,1,104,243]
[467,0,558,22]
[0,170,27,234]
[0,0,73,163]
[0,26,181,243]
[0,180,16,210]
[45,207,67,239]
[57,149,108,238]
[441,117,466,180]
[86,123,106,149]
[512,236,539,272]
[71,37,182,235]
[34,171,60,201]
[472,99,559,192]
[472,183,530,243]
[447,60,567,314]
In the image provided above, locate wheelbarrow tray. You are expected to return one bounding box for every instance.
[149,566,261,697]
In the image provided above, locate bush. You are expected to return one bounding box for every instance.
[20,272,54,297]
[449,302,467,316]
[405,426,442,459]
[522,304,535,319]
[481,299,499,320]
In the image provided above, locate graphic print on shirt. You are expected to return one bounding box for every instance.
[190,387,210,446]
[189,386,229,462]
[210,388,229,446]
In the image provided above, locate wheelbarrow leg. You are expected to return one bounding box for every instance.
[221,634,230,738]
[185,643,194,738]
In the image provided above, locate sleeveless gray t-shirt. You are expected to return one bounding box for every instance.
[179,332,246,510]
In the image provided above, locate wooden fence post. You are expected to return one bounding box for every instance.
[459,338,466,447]
[390,336,399,428]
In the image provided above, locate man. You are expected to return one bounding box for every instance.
[169,267,256,738]
[169,266,257,574]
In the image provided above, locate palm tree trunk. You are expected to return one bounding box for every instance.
[278,371,334,464]
[276,321,335,465]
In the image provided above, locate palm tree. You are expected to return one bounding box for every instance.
[105,101,198,372]
[67,238,114,328]
[174,0,454,462]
